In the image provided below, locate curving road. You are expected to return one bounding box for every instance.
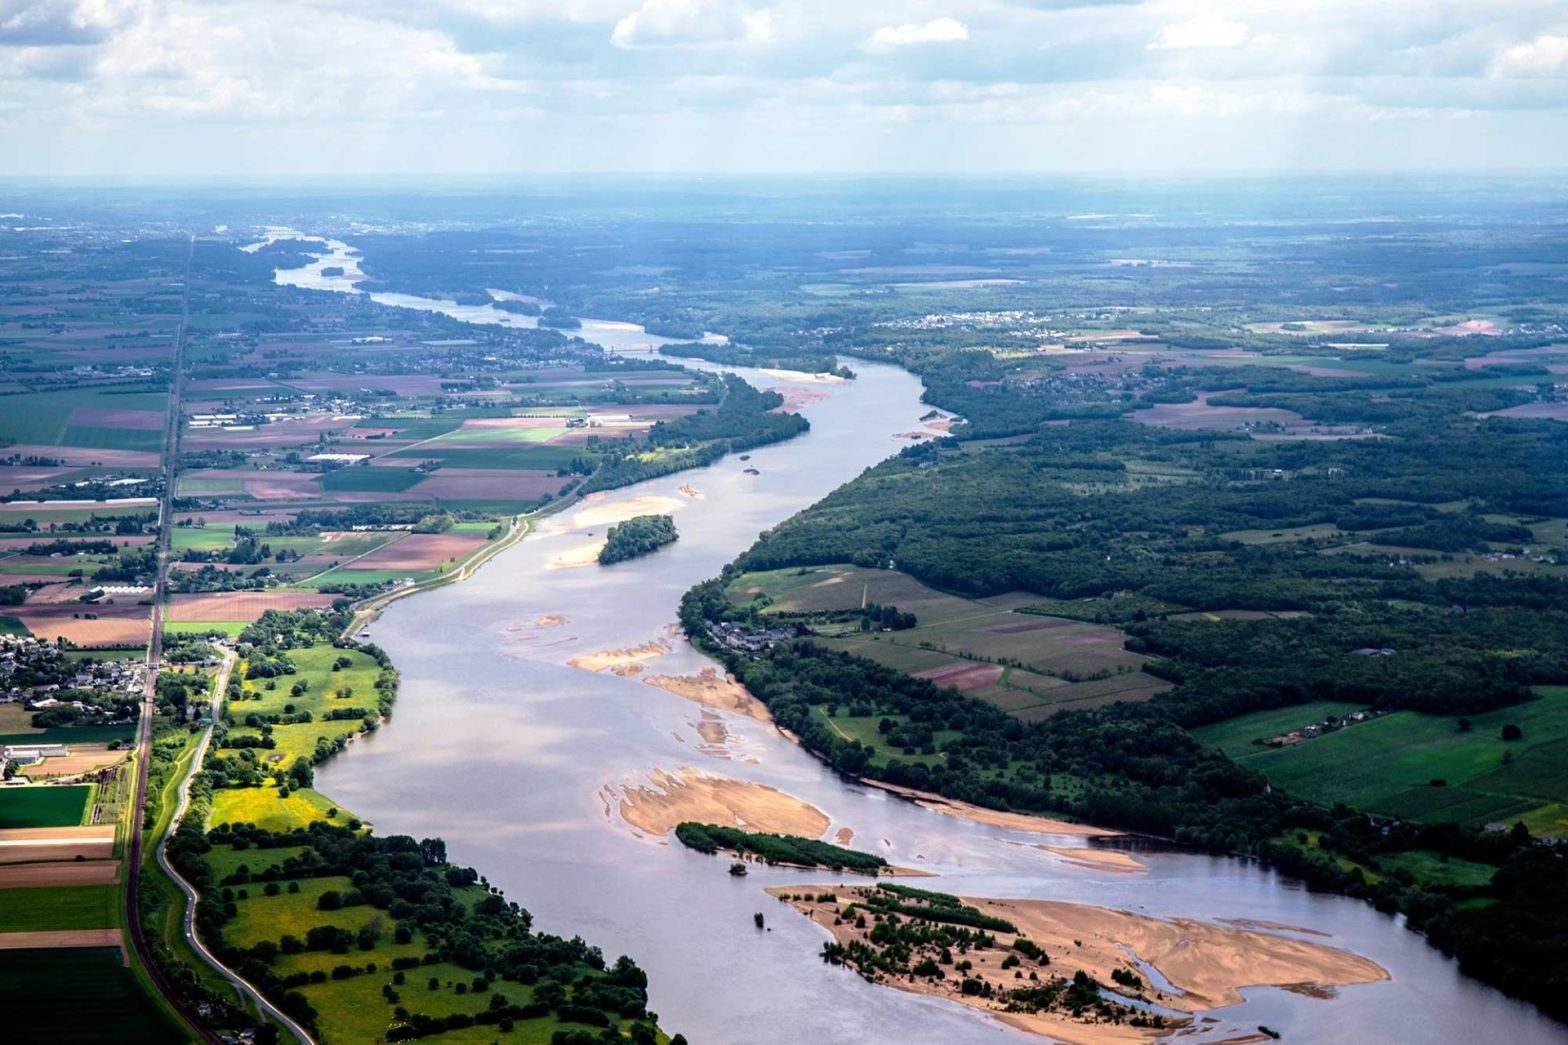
[155,650,316,1044]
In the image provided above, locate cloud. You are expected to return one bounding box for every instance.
[1492,34,1568,78]
[864,16,968,53]
[0,0,139,46]
[610,0,775,48]
[1149,11,1248,50]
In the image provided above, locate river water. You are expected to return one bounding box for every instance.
[261,236,1565,1045]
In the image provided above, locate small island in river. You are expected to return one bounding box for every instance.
[771,884,1389,1045]
[599,513,679,564]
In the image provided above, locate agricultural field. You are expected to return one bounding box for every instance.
[0,883,120,932]
[726,564,1168,717]
[1198,687,1568,831]
[0,948,182,1042]
[0,785,93,829]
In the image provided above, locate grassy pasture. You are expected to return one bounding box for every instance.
[0,387,167,445]
[387,444,590,471]
[1375,850,1498,889]
[220,645,382,766]
[0,614,31,636]
[1202,687,1568,828]
[207,785,342,833]
[0,784,92,828]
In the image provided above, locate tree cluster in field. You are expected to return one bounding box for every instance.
[674,822,888,874]
[598,514,678,565]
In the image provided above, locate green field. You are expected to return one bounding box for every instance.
[728,564,1167,719]
[0,883,120,932]
[0,724,137,746]
[1376,850,1498,889]
[0,614,30,636]
[1200,687,1568,829]
[163,620,251,639]
[207,784,343,833]
[0,948,183,1042]
[1193,702,1367,757]
[318,466,425,492]
[59,424,164,452]
[0,388,167,445]
[0,784,92,828]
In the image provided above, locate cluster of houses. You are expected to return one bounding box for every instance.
[1260,707,1388,748]
[707,620,797,654]
[0,635,144,704]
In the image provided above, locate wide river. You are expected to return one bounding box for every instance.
[264,236,1565,1045]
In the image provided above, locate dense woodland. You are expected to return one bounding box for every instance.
[598,515,677,565]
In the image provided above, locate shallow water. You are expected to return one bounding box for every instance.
[259,237,1568,1045]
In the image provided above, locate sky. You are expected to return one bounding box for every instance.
[1,0,1567,177]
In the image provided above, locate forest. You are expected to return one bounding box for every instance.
[598,515,678,565]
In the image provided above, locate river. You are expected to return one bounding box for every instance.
[262,236,1565,1045]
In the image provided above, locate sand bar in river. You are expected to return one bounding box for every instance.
[611,768,831,838]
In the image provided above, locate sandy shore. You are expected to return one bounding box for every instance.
[565,493,685,531]
[611,767,831,838]
[535,614,566,627]
[1033,843,1145,873]
[866,781,1119,837]
[772,887,1387,1045]
[546,538,606,570]
[678,484,703,500]
[642,667,772,721]
[757,368,850,384]
[567,639,673,676]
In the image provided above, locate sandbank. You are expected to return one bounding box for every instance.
[568,639,672,675]
[1034,843,1145,873]
[866,781,1119,837]
[642,667,771,721]
[678,484,703,500]
[566,494,685,531]
[611,767,831,838]
[546,539,606,570]
[771,887,1387,1045]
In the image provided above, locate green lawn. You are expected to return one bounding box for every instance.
[1206,687,1568,828]
[0,784,92,828]
[0,884,120,931]
[0,948,184,1042]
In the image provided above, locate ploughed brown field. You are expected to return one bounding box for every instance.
[0,445,160,468]
[347,532,487,571]
[166,591,340,622]
[408,469,567,501]
[16,604,150,646]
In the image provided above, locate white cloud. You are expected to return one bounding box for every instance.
[1492,34,1568,78]
[611,0,775,48]
[863,16,967,53]
[1149,11,1248,51]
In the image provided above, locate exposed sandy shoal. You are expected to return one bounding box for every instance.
[866,781,1119,837]
[536,614,567,628]
[757,368,850,385]
[1218,917,1329,938]
[770,386,832,412]
[611,767,831,838]
[1034,843,1146,873]
[835,827,855,846]
[546,538,607,570]
[642,667,771,722]
[678,484,703,500]
[567,639,672,675]
[771,887,1387,1045]
[567,494,685,530]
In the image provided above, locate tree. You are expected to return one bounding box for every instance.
[1501,723,1523,741]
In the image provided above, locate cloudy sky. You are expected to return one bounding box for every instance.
[1,0,1566,176]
